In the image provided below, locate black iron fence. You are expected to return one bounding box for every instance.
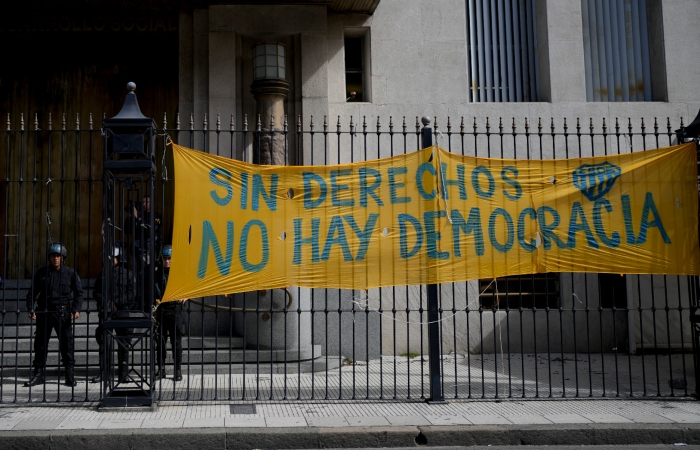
[1,112,698,403]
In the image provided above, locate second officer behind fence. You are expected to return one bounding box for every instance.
[24,242,84,387]
[154,245,186,381]
[91,243,136,383]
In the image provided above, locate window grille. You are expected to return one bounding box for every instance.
[581,0,652,101]
[466,0,540,102]
[479,273,560,310]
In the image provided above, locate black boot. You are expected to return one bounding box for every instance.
[91,363,103,383]
[118,363,128,383]
[154,367,166,380]
[175,365,182,382]
[64,365,77,387]
[24,369,45,387]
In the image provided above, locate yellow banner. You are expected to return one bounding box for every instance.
[163,142,700,301]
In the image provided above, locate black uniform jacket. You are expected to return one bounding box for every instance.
[26,265,84,313]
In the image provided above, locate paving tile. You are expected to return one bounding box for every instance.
[225,417,266,427]
[265,417,308,427]
[346,416,391,427]
[13,419,62,430]
[424,414,472,425]
[0,420,22,430]
[463,414,513,425]
[543,414,592,424]
[56,419,104,430]
[581,413,633,424]
[503,414,553,425]
[101,419,144,429]
[306,417,350,427]
[386,415,432,426]
[658,413,700,424]
[183,417,225,428]
[141,418,184,428]
[621,413,674,424]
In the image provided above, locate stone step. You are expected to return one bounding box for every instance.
[12,354,342,378]
[1,336,246,352]
[1,324,97,338]
[2,345,324,367]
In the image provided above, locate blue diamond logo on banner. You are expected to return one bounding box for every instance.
[572,162,621,201]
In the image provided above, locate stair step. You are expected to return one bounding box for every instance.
[1,336,247,353]
[11,355,342,378]
[2,345,323,366]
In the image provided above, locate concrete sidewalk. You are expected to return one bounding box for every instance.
[3,397,700,449]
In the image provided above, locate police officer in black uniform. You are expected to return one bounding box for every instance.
[91,243,136,383]
[154,245,185,381]
[126,195,162,313]
[24,242,84,387]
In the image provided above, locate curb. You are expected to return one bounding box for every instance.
[3,423,700,449]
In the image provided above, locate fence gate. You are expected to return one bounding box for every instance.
[1,95,699,404]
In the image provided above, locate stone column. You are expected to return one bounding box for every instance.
[250,79,289,166]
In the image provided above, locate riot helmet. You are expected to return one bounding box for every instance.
[48,242,67,260]
[110,242,124,263]
[162,245,172,259]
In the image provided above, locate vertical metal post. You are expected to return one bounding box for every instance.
[421,116,444,403]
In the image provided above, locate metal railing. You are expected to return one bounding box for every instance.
[1,112,697,403]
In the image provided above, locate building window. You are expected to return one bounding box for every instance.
[466,0,540,102]
[581,0,662,101]
[344,29,370,102]
[479,274,560,310]
[599,273,628,309]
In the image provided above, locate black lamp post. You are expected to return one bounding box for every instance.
[100,82,156,408]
